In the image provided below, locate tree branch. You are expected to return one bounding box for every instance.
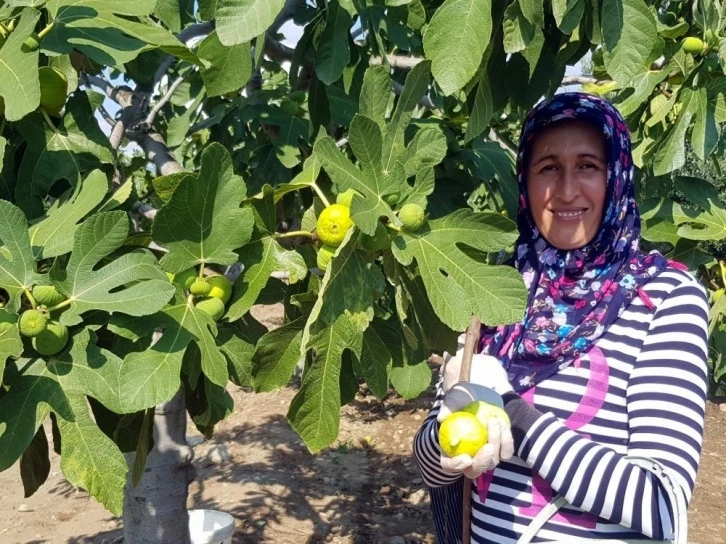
[264,36,294,62]
[137,132,185,176]
[145,75,186,128]
[560,76,599,86]
[370,55,423,70]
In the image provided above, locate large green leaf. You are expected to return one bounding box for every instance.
[43,0,197,66]
[50,211,175,326]
[359,65,392,129]
[708,76,726,123]
[251,318,305,392]
[314,133,402,235]
[0,329,147,513]
[0,8,40,121]
[57,394,127,515]
[398,127,448,178]
[227,186,307,321]
[16,93,115,219]
[503,2,535,54]
[215,0,285,46]
[162,288,229,387]
[391,209,526,330]
[653,89,697,176]
[153,143,254,273]
[0,201,46,313]
[390,360,431,399]
[0,310,23,384]
[423,0,492,95]
[198,30,252,97]
[692,86,721,161]
[382,60,432,174]
[552,0,585,34]
[615,70,669,117]
[117,315,193,412]
[315,0,352,85]
[358,320,394,399]
[601,0,657,85]
[28,169,108,260]
[288,313,362,453]
[302,235,385,340]
[520,0,544,26]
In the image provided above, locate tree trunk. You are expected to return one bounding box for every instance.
[123,388,195,544]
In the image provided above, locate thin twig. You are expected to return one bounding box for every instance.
[145,75,186,127]
[370,55,423,70]
[98,105,115,126]
[560,76,599,86]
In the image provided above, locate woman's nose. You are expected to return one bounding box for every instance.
[556,167,580,201]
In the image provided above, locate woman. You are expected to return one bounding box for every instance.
[413,93,709,543]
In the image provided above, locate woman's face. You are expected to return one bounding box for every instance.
[526,121,608,251]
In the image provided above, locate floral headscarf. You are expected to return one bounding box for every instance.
[479,92,669,392]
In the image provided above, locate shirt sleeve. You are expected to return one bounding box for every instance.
[412,373,463,487]
[516,279,710,540]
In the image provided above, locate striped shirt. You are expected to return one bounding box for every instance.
[413,267,710,543]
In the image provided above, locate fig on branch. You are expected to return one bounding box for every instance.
[399,203,426,231]
[38,66,68,115]
[316,245,336,271]
[316,204,354,247]
[172,267,198,290]
[206,275,233,304]
[18,309,48,337]
[190,279,211,297]
[32,321,69,356]
[683,36,706,55]
[195,296,225,321]
[32,285,65,307]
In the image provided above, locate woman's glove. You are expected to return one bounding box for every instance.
[437,347,515,479]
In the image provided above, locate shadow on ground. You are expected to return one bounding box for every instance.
[66,386,437,544]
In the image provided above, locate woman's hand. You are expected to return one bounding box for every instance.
[437,381,515,478]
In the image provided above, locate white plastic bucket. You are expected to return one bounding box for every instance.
[188,509,236,544]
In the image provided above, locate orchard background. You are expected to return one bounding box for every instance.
[0,0,725,542]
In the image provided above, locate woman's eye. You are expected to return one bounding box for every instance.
[540,164,556,173]
[580,163,598,171]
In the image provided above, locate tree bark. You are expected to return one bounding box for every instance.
[123,389,195,544]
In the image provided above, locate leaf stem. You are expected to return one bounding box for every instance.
[310,181,331,207]
[23,288,38,308]
[40,108,59,133]
[719,261,726,287]
[47,298,72,312]
[37,22,54,40]
[198,264,205,281]
[386,223,401,233]
[276,230,315,239]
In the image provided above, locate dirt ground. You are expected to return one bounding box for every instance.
[1,304,726,544]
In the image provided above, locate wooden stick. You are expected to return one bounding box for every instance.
[459,315,482,544]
